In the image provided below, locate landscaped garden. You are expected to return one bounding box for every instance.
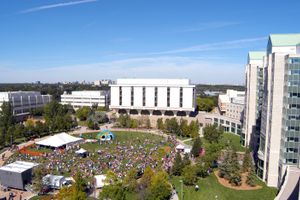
[170,173,277,200]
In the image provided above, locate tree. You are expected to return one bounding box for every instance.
[145,118,151,129]
[105,170,119,185]
[191,137,202,157]
[182,165,198,185]
[146,170,172,200]
[242,149,252,172]
[203,142,222,167]
[203,124,224,143]
[165,118,179,135]
[246,164,256,187]
[139,166,154,189]
[130,119,139,129]
[32,166,47,193]
[182,153,191,166]
[189,120,200,138]
[76,106,90,121]
[172,152,183,176]
[72,172,87,200]
[179,119,189,137]
[219,149,242,186]
[99,183,126,200]
[123,168,138,191]
[157,118,164,130]
[196,96,217,112]
[0,102,15,129]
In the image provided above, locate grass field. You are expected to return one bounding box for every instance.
[184,132,246,152]
[170,173,277,200]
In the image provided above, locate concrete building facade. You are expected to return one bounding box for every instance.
[0,91,51,120]
[242,51,265,148]
[250,34,300,187]
[109,79,196,116]
[60,90,110,109]
[218,89,245,121]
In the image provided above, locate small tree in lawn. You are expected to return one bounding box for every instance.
[246,164,256,187]
[182,153,191,167]
[172,152,183,176]
[191,137,202,157]
[218,150,232,180]
[228,150,242,186]
[203,124,224,143]
[242,149,252,172]
[182,165,198,185]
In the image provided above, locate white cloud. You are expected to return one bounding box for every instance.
[0,56,244,84]
[175,21,240,33]
[19,0,98,14]
[151,37,267,55]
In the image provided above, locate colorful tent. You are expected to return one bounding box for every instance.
[96,130,115,141]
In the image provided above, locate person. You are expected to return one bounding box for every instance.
[195,185,199,191]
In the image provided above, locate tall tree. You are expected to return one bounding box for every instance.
[203,124,224,143]
[157,118,164,130]
[182,153,191,166]
[179,119,189,137]
[242,149,252,172]
[0,102,15,128]
[139,166,154,189]
[123,168,138,192]
[191,137,202,157]
[189,120,200,138]
[182,165,198,185]
[146,170,172,200]
[246,164,256,187]
[172,152,183,176]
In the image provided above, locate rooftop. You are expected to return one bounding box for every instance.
[269,34,300,46]
[248,51,266,61]
[0,161,39,173]
[113,78,193,86]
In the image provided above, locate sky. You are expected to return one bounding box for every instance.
[0,0,299,84]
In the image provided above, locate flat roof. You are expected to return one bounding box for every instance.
[114,78,193,86]
[0,161,39,173]
[248,51,265,60]
[269,34,300,46]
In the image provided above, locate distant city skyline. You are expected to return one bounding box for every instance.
[0,0,299,84]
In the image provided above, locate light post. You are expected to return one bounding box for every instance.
[179,180,183,200]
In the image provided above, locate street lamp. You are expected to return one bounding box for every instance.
[179,180,183,200]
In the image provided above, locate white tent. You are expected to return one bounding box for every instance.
[184,148,191,154]
[35,132,83,148]
[94,175,107,188]
[75,148,87,154]
[43,174,66,189]
[176,144,185,150]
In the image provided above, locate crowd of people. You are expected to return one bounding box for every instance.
[5,133,178,180]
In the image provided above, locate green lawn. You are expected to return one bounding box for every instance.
[170,173,277,200]
[184,132,246,152]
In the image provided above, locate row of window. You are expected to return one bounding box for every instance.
[288,115,300,120]
[288,104,300,109]
[286,126,300,131]
[287,137,299,142]
[289,69,300,75]
[289,93,300,98]
[288,80,300,86]
[120,86,184,107]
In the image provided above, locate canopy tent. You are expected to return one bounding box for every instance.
[96,130,115,141]
[94,175,107,188]
[75,148,87,154]
[176,144,185,150]
[35,132,83,148]
[184,148,191,154]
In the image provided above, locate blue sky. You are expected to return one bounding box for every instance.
[0,0,299,84]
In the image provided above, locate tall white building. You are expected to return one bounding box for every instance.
[218,89,245,121]
[109,79,196,116]
[244,34,300,188]
[60,91,110,109]
[0,91,51,120]
[242,51,265,148]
